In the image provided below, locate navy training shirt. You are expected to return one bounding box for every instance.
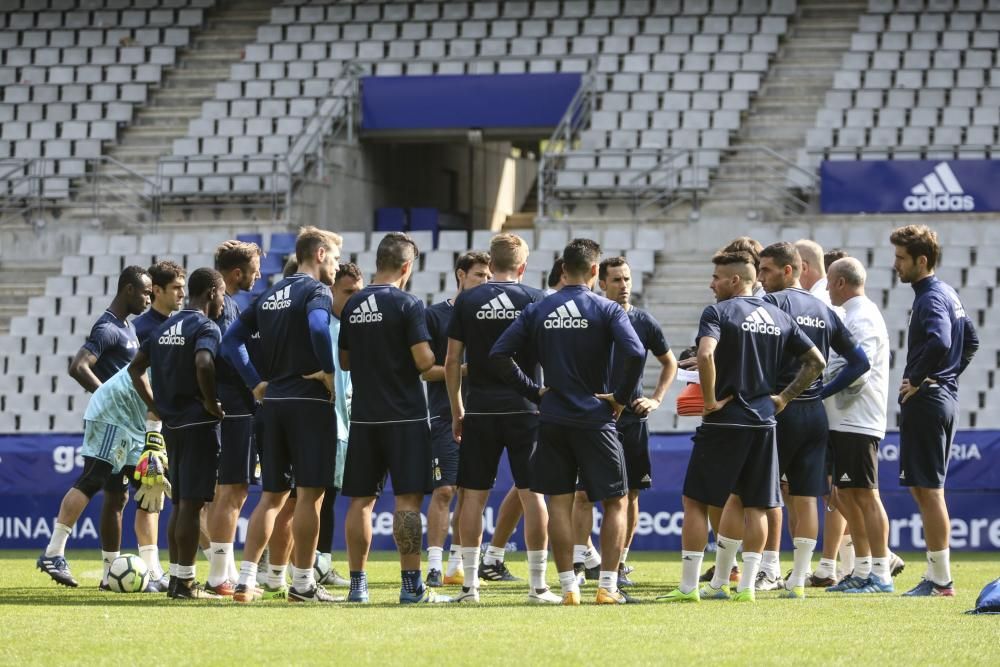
[697,296,815,427]
[132,308,169,346]
[82,310,140,383]
[447,280,545,414]
[425,299,456,420]
[904,275,979,396]
[764,287,859,401]
[615,306,670,423]
[338,284,432,423]
[239,273,333,401]
[491,284,645,430]
[143,309,222,428]
[215,293,254,415]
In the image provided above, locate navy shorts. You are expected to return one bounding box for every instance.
[259,399,336,492]
[533,422,626,502]
[430,417,459,488]
[163,422,221,502]
[218,415,255,485]
[682,423,781,509]
[342,420,432,498]
[899,385,957,488]
[829,430,879,489]
[459,412,538,490]
[73,457,139,497]
[775,399,829,497]
[618,416,652,491]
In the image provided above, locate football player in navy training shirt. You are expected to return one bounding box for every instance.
[891,225,978,597]
[133,261,186,347]
[658,250,825,603]
[756,242,870,598]
[203,240,262,596]
[338,232,449,604]
[129,267,226,599]
[571,256,679,587]
[222,226,341,604]
[421,251,491,588]
[446,234,559,604]
[491,238,646,605]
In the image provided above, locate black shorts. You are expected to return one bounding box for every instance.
[618,417,652,491]
[829,430,879,489]
[776,399,829,497]
[73,457,140,497]
[341,420,431,498]
[459,412,538,491]
[899,385,957,488]
[533,422,626,502]
[218,415,255,485]
[429,417,459,489]
[259,399,336,492]
[682,424,781,509]
[163,423,221,502]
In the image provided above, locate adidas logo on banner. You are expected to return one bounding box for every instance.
[349,294,382,324]
[158,322,185,346]
[903,162,975,212]
[741,306,781,336]
[544,299,589,329]
[261,286,292,311]
[477,293,521,320]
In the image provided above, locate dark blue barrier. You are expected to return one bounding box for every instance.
[3,432,999,551]
[360,74,581,131]
[820,159,1000,214]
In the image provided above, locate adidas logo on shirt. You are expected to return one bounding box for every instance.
[348,294,382,324]
[903,162,974,212]
[261,286,292,311]
[476,293,520,320]
[796,315,827,329]
[544,299,589,329]
[158,322,185,346]
[741,307,781,336]
[840,473,851,483]
[640,474,652,483]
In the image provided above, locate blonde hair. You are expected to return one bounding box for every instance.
[295,226,342,263]
[489,233,529,272]
[795,239,826,277]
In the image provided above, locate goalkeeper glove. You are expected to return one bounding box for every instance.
[134,431,168,487]
[134,477,171,513]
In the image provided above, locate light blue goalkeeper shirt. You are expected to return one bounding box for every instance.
[83,366,148,442]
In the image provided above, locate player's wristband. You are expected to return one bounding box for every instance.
[145,419,162,433]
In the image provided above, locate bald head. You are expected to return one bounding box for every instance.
[795,239,825,290]
[826,256,866,306]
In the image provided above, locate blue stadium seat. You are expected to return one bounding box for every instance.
[236,232,264,248]
[268,232,296,256]
[233,291,254,312]
[375,207,407,232]
[259,252,285,277]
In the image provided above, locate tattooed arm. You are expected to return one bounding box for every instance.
[772,346,826,414]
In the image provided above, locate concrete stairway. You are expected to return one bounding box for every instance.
[0,261,58,334]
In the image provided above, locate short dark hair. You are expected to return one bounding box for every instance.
[760,242,802,277]
[455,251,490,288]
[215,240,263,272]
[824,248,849,272]
[282,256,298,278]
[187,267,222,297]
[147,260,185,289]
[599,256,628,281]
[375,232,418,272]
[562,238,602,277]
[890,224,940,270]
[335,262,363,284]
[723,236,763,272]
[547,257,564,288]
[711,250,755,283]
[117,265,148,293]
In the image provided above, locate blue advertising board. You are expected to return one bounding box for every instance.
[2,432,999,552]
[820,159,1000,214]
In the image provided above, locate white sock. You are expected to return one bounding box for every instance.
[761,550,780,579]
[202,547,213,563]
[598,570,617,593]
[838,539,855,577]
[679,550,704,594]
[169,562,178,577]
[583,548,601,570]
[558,570,580,595]
[620,547,629,565]
[446,545,463,576]
[790,537,817,588]
[854,555,872,579]
[573,544,587,564]
[427,546,444,573]
[527,550,547,591]
[483,545,505,566]
[927,549,952,585]
[267,564,287,588]
[177,564,195,580]
[815,557,836,579]
[237,561,258,587]
[227,552,239,583]
[291,565,314,591]
[45,522,73,558]
[710,535,741,589]
[871,556,890,583]
[207,542,232,586]
[737,552,762,593]
[462,546,481,589]
[138,545,162,579]
[101,551,119,584]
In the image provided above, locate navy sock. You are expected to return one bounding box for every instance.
[350,571,368,593]
[401,569,422,593]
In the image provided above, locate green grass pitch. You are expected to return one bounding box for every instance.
[2,550,998,665]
